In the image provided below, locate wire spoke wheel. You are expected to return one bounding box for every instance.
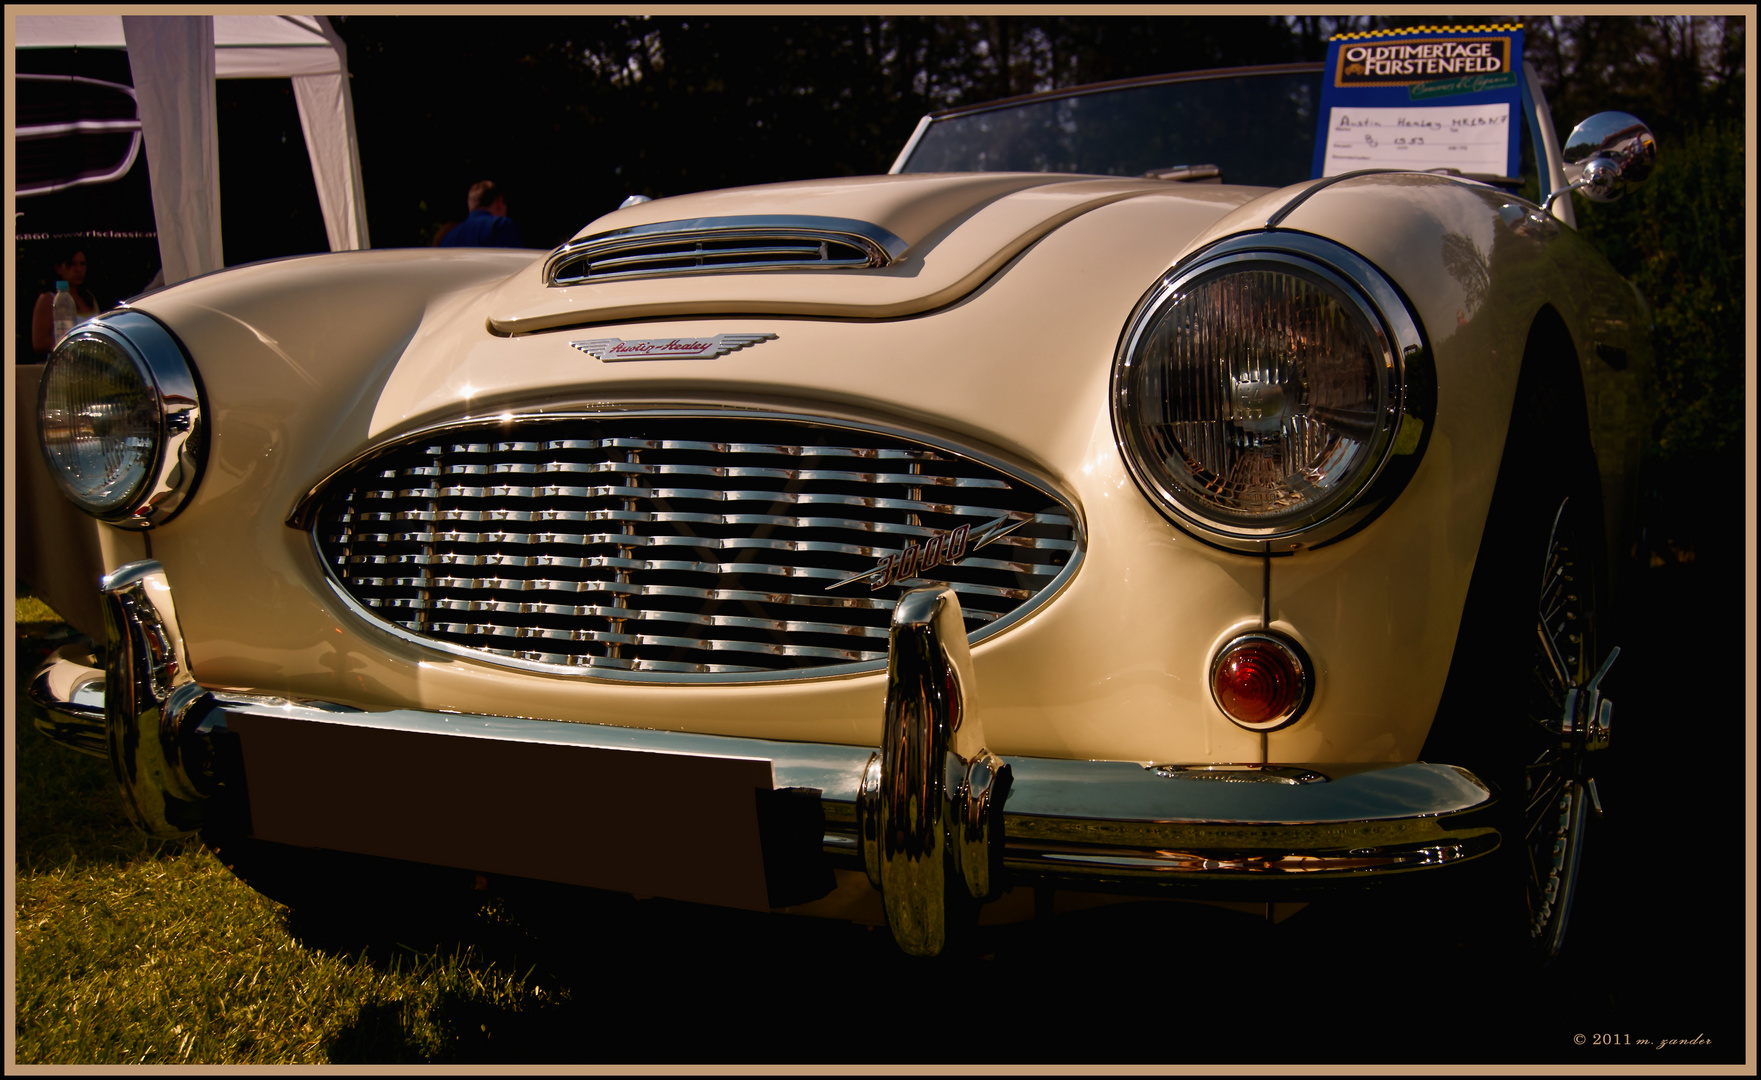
[1519,496,1595,961]
[1423,316,1616,968]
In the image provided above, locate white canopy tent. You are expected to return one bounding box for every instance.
[13,14,372,637]
[14,13,369,283]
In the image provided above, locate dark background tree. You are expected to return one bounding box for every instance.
[1523,16,1746,490]
[326,14,1329,251]
[15,15,1745,553]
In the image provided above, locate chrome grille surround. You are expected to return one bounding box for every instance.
[295,410,1083,683]
[544,215,909,286]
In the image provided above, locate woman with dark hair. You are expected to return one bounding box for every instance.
[30,248,101,358]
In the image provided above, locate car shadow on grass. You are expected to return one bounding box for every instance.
[308,885,1410,1065]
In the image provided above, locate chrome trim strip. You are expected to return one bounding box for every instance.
[16,130,142,196]
[289,407,1086,685]
[887,114,935,174]
[593,243,834,269]
[1001,834,1497,882]
[38,310,206,529]
[544,215,910,286]
[402,585,996,617]
[341,511,1068,548]
[421,439,961,461]
[353,575,1026,606]
[1001,758,1491,823]
[15,75,144,196]
[334,531,1067,559]
[1262,170,1396,230]
[17,119,144,138]
[394,465,1015,488]
[1523,60,1574,227]
[1112,232,1434,553]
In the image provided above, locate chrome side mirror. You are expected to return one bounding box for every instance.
[1563,112,1657,200]
[1541,112,1657,215]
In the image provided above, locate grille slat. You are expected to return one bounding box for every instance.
[309,414,1081,682]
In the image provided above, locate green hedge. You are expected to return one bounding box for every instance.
[1574,119,1746,465]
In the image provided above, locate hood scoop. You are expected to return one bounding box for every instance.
[544,216,909,286]
[486,174,1237,335]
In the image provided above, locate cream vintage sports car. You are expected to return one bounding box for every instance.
[29,62,1656,959]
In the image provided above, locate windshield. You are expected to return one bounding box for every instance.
[897,67,1325,188]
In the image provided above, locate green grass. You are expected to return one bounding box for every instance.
[15,594,63,626]
[11,590,898,1064]
[12,701,579,1065]
[13,662,886,1065]
[10,598,569,1065]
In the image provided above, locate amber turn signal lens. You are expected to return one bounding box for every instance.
[1211,633,1311,729]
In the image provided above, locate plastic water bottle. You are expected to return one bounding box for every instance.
[52,280,77,344]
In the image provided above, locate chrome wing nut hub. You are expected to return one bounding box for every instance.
[858,582,1010,957]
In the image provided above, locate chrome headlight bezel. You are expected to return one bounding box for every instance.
[36,310,206,529]
[1111,232,1433,553]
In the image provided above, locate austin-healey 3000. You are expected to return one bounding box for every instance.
[29,57,1656,960]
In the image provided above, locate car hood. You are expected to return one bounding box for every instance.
[483,173,1265,333]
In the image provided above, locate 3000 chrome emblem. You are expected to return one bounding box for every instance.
[826,513,1028,591]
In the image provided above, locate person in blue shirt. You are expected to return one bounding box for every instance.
[437,181,523,248]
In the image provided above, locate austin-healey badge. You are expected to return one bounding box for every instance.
[569,333,777,361]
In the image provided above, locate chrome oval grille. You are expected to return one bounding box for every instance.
[304,412,1082,682]
[544,215,908,286]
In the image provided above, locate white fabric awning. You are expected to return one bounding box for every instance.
[16,15,345,77]
[14,13,370,281]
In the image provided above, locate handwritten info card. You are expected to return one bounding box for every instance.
[1321,103,1511,176]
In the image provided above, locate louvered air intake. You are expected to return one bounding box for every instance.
[544,216,908,286]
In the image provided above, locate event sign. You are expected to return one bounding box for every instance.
[1312,24,1525,180]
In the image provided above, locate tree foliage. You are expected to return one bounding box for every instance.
[1524,15,1747,465]
[331,15,1349,248]
[1579,119,1746,464]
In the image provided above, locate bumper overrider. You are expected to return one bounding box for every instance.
[30,561,1500,956]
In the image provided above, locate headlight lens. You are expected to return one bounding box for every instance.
[1113,239,1427,550]
[37,312,204,527]
[39,332,160,514]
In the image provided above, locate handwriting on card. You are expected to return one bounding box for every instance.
[1321,103,1510,177]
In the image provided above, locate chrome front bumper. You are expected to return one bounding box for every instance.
[30,561,1500,955]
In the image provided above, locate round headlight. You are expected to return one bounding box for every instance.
[1113,235,1430,551]
[37,311,204,527]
